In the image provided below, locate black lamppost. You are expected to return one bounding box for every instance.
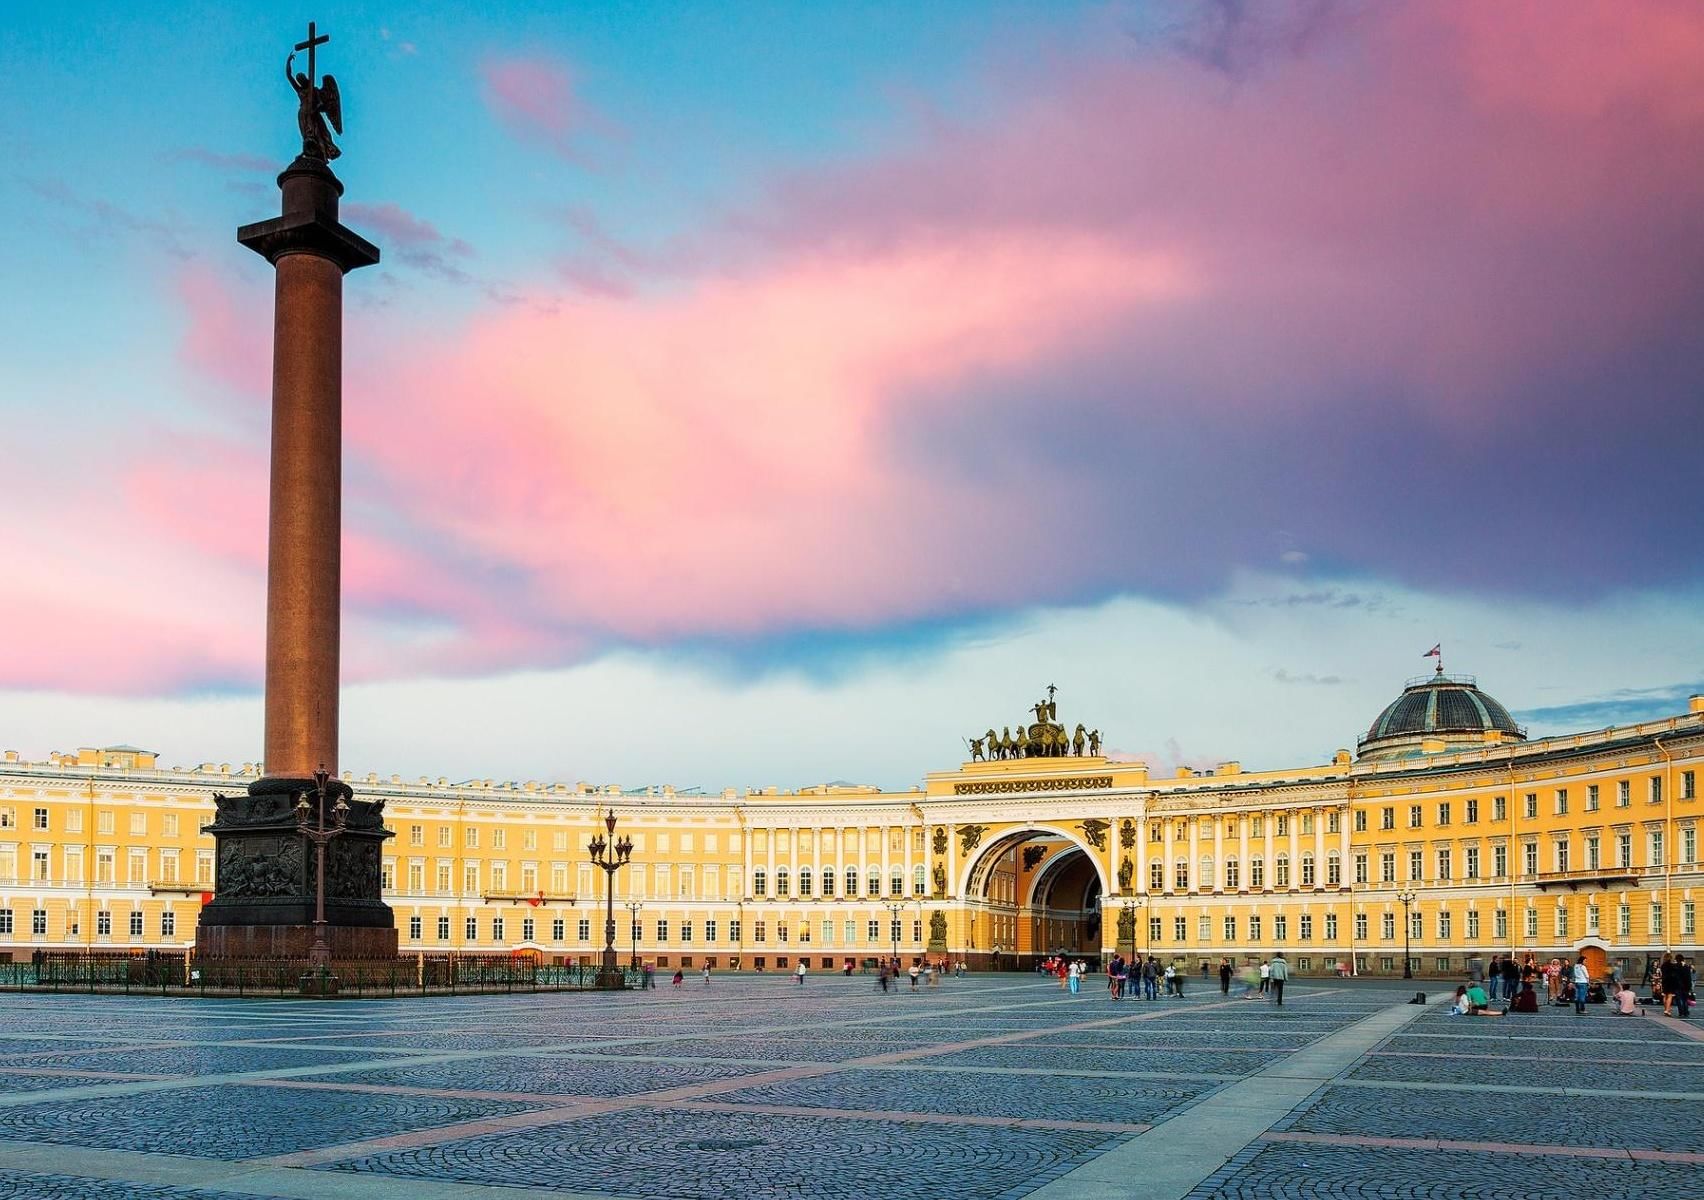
[624,899,643,969]
[884,900,904,962]
[588,812,633,989]
[1398,889,1416,979]
[295,764,349,992]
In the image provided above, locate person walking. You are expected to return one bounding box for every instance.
[1660,953,1679,1016]
[909,961,922,990]
[1143,955,1158,1000]
[1268,952,1289,1006]
[795,960,808,986]
[1485,955,1502,1002]
[1571,955,1590,1015]
[1676,957,1693,1018]
[701,963,711,986]
[1259,960,1270,993]
[1218,958,1232,995]
[1068,959,1082,995]
[1501,955,1520,1002]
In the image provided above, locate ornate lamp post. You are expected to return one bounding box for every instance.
[1117,897,1142,960]
[884,900,904,963]
[295,764,349,990]
[1398,889,1416,979]
[588,813,633,989]
[624,899,644,969]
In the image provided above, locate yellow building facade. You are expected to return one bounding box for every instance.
[3,675,1701,978]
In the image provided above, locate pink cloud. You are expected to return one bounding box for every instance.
[480,55,593,159]
[13,1,1704,694]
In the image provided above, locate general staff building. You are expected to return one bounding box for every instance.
[3,672,1700,978]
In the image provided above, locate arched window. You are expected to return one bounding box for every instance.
[1300,853,1316,887]
[890,870,904,897]
[821,868,836,897]
[867,866,881,897]
[1275,855,1291,888]
[1326,852,1342,886]
[913,865,926,895]
[1200,856,1215,891]
[797,867,813,897]
[1250,857,1265,889]
[1225,858,1241,889]
[775,867,791,897]
[1149,861,1164,890]
[752,868,767,898]
[844,867,858,897]
[1173,859,1189,890]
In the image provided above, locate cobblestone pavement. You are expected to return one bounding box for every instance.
[0,976,1698,1200]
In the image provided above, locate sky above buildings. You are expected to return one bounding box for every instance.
[3,1,1703,789]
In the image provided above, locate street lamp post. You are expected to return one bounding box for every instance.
[884,900,904,964]
[624,900,643,970]
[295,764,349,995]
[588,813,633,989]
[1398,889,1416,979]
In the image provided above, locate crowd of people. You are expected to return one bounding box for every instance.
[1449,951,1696,1017]
[1035,953,1294,1004]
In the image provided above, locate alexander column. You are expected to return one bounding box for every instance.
[197,23,396,964]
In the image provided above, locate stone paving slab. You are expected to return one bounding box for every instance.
[1184,1140,1701,1200]
[317,1106,1124,1199]
[916,1044,1289,1075]
[318,1055,777,1098]
[0,1046,392,1075]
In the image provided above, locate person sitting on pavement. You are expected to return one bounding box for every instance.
[1451,985,1473,1015]
[1509,980,1539,1013]
[1615,982,1641,1015]
[1465,981,1489,1013]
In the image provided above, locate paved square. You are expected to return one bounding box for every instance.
[0,976,1698,1199]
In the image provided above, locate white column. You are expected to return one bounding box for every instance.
[1162,819,1176,893]
[946,823,957,898]
[834,825,846,898]
[1239,816,1251,893]
[1212,817,1225,894]
[789,824,800,895]
[880,825,892,896]
[1314,812,1328,890]
[1290,813,1302,890]
[812,824,823,896]
[1338,807,1352,888]
[766,825,777,899]
[1187,818,1201,894]
[1135,817,1148,895]
[902,820,915,897]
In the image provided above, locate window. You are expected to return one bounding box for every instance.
[1436,849,1451,880]
[1437,802,1451,826]
[1223,915,1237,940]
[1275,815,1288,837]
[1381,912,1395,940]
[1380,807,1395,831]
[492,828,506,850]
[1354,809,1367,832]
[1302,814,1315,836]
[0,808,12,829]
[409,824,423,846]
[1586,785,1599,812]
[1437,909,1451,939]
[1174,860,1189,890]
[1466,798,1479,823]
[843,867,857,896]
[465,827,479,849]
[774,868,790,897]
[1173,915,1188,942]
[33,807,49,831]
[1328,810,1340,834]
[1250,858,1265,888]
[1684,902,1696,937]
[1554,841,1570,873]
[753,869,767,897]
[1585,835,1600,870]
[1493,796,1506,821]
[1298,914,1312,941]
[442,916,454,941]
[439,825,453,847]
[913,865,927,896]
[1617,780,1630,807]
[1251,817,1263,837]
[1522,842,1538,875]
[1617,904,1631,936]
[821,869,835,897]
[681,922,693,943]
[796,868,812,897]
[754,920,768,943]
[1149,861,1164,890]
[1354,853,1368,884]
[1225,858,1240,888]
[1248,915,1261,942]
[1408,850,1424,881]
[1466,909,1479,939]
[1324,912,1337,939]
[1273,914,1288,940]
[128,910,143,937]
[1493,844,1507,877]
[492,917,505,941]
[35,850,51,881]
[1355,912,1368,939]
[1465,846,1480,878]
[1650,903,1664,935]
[1523,793,1537,819]
[96,910,112,937]
[408,916,422,940]
[1408,805,1423,829]
[466,916,478,940]
[521,917,535,942]
[1198,914,1212,940]
[1274,855,1289,888]
[32,908,47,935]
[1524,907,1538,938]
[1200,857,1214,890]
[867,918,881,941]
[1494,908,1507,939]
[705,919,718,942]
[1150,820,1163,842]
[655,919,669,943]
[578,918,590,941]
[1649,830,1665,867]
[1617,832,1632,867]
[1300,854,1315,887]
[160,910,175,937]
[1380,852,1395,883]
[890,871,904,897]
[1684,827,1697,864]
[1685,771,1696,801]
[1150,915,1164,942]
[1553,907,1567,939]
[1650,777,1663,804]
[0,908,10,935]
[867,871,881,897]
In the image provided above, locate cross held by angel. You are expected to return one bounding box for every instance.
[287,22,343,161]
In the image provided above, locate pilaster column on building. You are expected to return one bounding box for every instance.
[1134,817,1148,894]
[880,825,892,896]
[788,825,800,896]
[1290,812,1303,889]
[902,820,914,895]
[1315,814,1329,889]
[1339,805,1353,888]
[1212,817,1225,893]
[1187,817,1201,894]
[811,825,822,897]
[1239,815,1251,892]
[1162,818,1176,894]
[765,827,777,899]
[946,823,957,898]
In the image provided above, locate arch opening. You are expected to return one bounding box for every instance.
[958,827,1108,970]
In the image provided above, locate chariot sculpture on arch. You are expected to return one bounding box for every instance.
[968,685,1103,760]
